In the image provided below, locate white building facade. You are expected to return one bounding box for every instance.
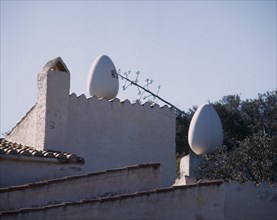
[4,57,176,187]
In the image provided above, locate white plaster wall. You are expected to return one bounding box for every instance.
[36,70,70,151]
[2,182,276,220]
[7,70,69,152]
[65,94,176,187]
[1,183,225,220]
[6,106,37,148]
[225,181,277,220]
[0,159,83,187]
[179,153,202,178]
[5,61,176,188]
[1,165,160,211]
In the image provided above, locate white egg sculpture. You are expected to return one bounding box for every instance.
[87,55,119,99]
[188,104,223,155]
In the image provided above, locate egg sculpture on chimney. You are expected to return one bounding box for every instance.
[188,104,223,155]
[87,55,119,99]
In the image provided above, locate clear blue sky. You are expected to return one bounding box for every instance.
[1,1,276,136]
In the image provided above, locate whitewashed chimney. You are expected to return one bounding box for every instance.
[36,57,70,151]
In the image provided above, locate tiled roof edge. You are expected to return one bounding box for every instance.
[0,179,223,216]
[0,154,71,164]
[0,139,85,164]
[0,163,160,193]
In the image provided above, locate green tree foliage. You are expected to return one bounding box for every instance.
[175,107,196,177]
[213,91,277,143]
[197,132,277,184]
[175,109,195,156]
[213,95,249,145]
[196,90,277,183]
[242,91,277,137]
[175,90,277,182]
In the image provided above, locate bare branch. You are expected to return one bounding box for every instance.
[112,70,185,114]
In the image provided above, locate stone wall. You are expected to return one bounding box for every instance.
[0,163,160,211]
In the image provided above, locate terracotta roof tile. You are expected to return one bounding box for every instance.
[0,139,84,164]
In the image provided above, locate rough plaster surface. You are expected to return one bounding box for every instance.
[6,59,176,187]
[0,183,225,220]
[66,94,176,187]
[3,58,276,220]
[1,165,160,211]
[224,181,277,220]
[0,159,83,187]
[36,70,70,151]
[5,106,37,148]
[7,69,69,152]
[179,153,202,179]
[1,182,276,220]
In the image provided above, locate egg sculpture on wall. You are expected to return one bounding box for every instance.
[188,104,223,155]
[87,55,119,99]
